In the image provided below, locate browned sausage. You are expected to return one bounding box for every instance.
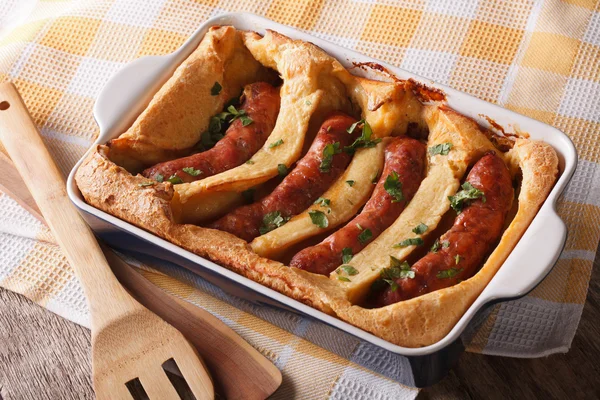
[209,112,359,242]
[290,137,427,275]
[142,82,280,183]
[373,152,513,307]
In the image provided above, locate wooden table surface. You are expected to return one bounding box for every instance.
[1,243,598,399]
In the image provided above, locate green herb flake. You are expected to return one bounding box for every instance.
[259,211,289,235]
[383,171,404,202]
[277,163,289,177]
[314,197,331,208]
[428,142,453,156]
[167,175,183,185]
[182,167,202,176]
[344,119,382,154]
[455,254,461,265]
[305,100,312,105]
[358,228,372,244]
[448,182,486,213]
[412,223,428,235]
[346,180,355,187]
[379,256,415,290]
[393,238,424,248]
[442,240,450,248]
[339,265,359,276]
[327,125,331,132]
[319,142,342,173]
[239,115,254,127]
[138,181,155,187]
[210,82,222,96]
[436,267,462,279]
[155,174,164,183]
[241,189,255,204]
[308,210,329,228]
[269,139,284,148]
[341,247,353,264]
[245,160,255,165]
[431,239,441,253]
[337,276,351,282]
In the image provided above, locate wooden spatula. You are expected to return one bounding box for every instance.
[0,82,214,399]
[0,146,282,400]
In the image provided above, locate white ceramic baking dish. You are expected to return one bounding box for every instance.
[66,12,577,366]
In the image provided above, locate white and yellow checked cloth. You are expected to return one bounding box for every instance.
[1,0,599,398]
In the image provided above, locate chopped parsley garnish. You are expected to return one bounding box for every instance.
[259,211,289,234]
[314,197,331,207]
[167,175,183,184]
[338,265,359,276]
[240,115,253,126]
[319,142,342,173]
[429,142,453,156]
[346,180,355,187]
[393,238,424,248]
[210,82,222,96]
[182,167,202,176]
[241,189,255,204]
[455,254,462,264]
[155,174,164,183]
[380,256,415,291]
[277,163,288,177]
[384,171,404,202]
[269,139,284,148]
[308,210,328,228]
[138,181,155,187]
[448,182,486,213]
[344,119,381,154]
[326,125,331,132]
[197,98,255,150]
[431,239,450,253]
[436,267,462,279]
[337,276,351,282]
[341,247,353,264]
[245,160,255,165]
[357,227,372,244]
[412,223,428,235]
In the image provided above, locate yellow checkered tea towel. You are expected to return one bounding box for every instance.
[1,0,599,397]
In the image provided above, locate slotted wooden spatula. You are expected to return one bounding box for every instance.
[0,82,214,399]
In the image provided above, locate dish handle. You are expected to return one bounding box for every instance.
[93,54,176,143]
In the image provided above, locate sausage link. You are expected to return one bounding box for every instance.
[209,112,358,242]
[142,82,280,183]
[374,152,513,307]
[290,137,427,275]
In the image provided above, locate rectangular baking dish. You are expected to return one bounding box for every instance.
[66,12,577,386]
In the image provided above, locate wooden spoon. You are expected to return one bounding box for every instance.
[0,82,215,399]
[0,139,282,400]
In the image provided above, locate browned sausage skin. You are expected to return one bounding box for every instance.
[209,112,359,242]
[290,137,427,275]
[142,82,280,183]
[373,152,513,307]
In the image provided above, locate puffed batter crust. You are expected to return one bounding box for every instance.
[76,26,558,348]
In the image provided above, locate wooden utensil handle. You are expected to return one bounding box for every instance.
[0,82,134,325]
